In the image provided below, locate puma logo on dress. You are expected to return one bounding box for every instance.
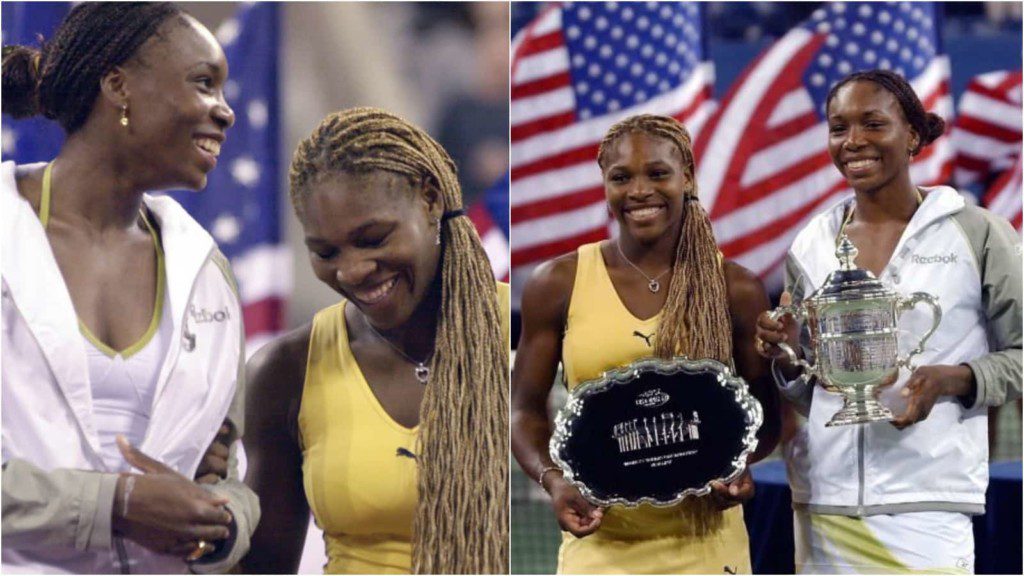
[633,331,654,347]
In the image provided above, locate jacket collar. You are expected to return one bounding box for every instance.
[1,161,216,466]
[823,186,965,240]
[800,186,967,288]
[1,162,103,458]
[138,194,216,447]
[141,193,215,345]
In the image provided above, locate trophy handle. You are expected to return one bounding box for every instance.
[896,292,942,370]
[767,305,817,376]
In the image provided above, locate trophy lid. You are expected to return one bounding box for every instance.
[816,235,894,300]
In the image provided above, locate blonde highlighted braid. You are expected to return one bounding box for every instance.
[290,107,508,574]
[598,114,733,533]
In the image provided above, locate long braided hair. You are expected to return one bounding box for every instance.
[597,114,733,364]
[597,114,732,534]
[290,107,508,574]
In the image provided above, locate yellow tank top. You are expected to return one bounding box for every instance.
[300,283,510,574]
[562,242,734,539]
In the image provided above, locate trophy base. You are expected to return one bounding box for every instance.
[826,398,894,427]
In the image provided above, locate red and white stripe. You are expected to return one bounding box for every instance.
[695,29,953,288]
[952,71,1022,188]
[231,244,292,356]
[510,6,715,267]
[950,70,1021,231]
[983,150,1022,231]
[468,202,510,282]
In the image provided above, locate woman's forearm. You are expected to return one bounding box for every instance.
[511,406,557,485]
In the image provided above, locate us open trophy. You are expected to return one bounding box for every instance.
[768,235,942,426]
[549,357,763,507]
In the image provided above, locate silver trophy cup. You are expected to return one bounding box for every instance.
[769,235,942,426]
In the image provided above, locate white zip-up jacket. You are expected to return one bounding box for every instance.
[776,186,1022,516]
[1,162,259,573]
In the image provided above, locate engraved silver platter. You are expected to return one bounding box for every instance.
[549,356,763,507]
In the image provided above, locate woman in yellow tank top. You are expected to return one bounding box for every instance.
[241,108,509,574]
[511,114,781,574]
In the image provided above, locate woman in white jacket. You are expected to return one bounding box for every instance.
[1,3,259,573]
[755,69,1022,573]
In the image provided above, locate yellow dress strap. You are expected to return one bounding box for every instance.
[39,162,53,227]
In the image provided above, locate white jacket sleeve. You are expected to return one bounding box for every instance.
[1,459,118,552]
[771,253,815,416]
[190,443,260,574]
[956,208,1023,409]
[190,251,261,574]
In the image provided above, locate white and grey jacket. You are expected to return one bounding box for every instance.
[775,185,1022,517]
[1,162,260,573]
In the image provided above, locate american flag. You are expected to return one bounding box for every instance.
[2,3,288,353]
[983,153,1022,230]
[695,2,953,288]
[951,70,1022,229]
[510,2,715,268]
[468,174,511,281]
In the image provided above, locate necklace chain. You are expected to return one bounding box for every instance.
[615,241,672,293]
[363,317,433,385]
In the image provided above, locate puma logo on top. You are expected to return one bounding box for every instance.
[633,330,655,347]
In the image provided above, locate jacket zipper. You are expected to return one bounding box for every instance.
[115,536,130,574]
[857,425,865,515]
[838,194,953,516]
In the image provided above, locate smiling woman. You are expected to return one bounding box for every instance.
[301,169,444,332]
[511,114,780,574]
[1,2,257,574]
[755,69,1022,573]
[241,107,509,575]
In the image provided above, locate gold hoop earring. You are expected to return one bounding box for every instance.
[120,104,129,128]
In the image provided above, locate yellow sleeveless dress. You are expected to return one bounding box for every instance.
[558,243,751,574]
[299,283,510,574]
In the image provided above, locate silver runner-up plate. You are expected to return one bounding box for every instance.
[549,357,763,507]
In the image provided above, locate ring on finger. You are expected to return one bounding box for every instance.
[186,539,214,562]
[754,337,768,353]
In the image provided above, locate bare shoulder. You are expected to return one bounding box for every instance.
[526,251,578,294]
[723,260,769,308]
[13,162,47,209]
[13,162,47,182]
[520,251,580,323]
[247,324,312,403]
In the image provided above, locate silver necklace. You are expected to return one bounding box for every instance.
[616,241,671,293]
[363,318,432,385]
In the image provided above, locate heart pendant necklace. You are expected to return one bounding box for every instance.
[364,318,433,385]
[413,364,430,384]
[616,241,671,293]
